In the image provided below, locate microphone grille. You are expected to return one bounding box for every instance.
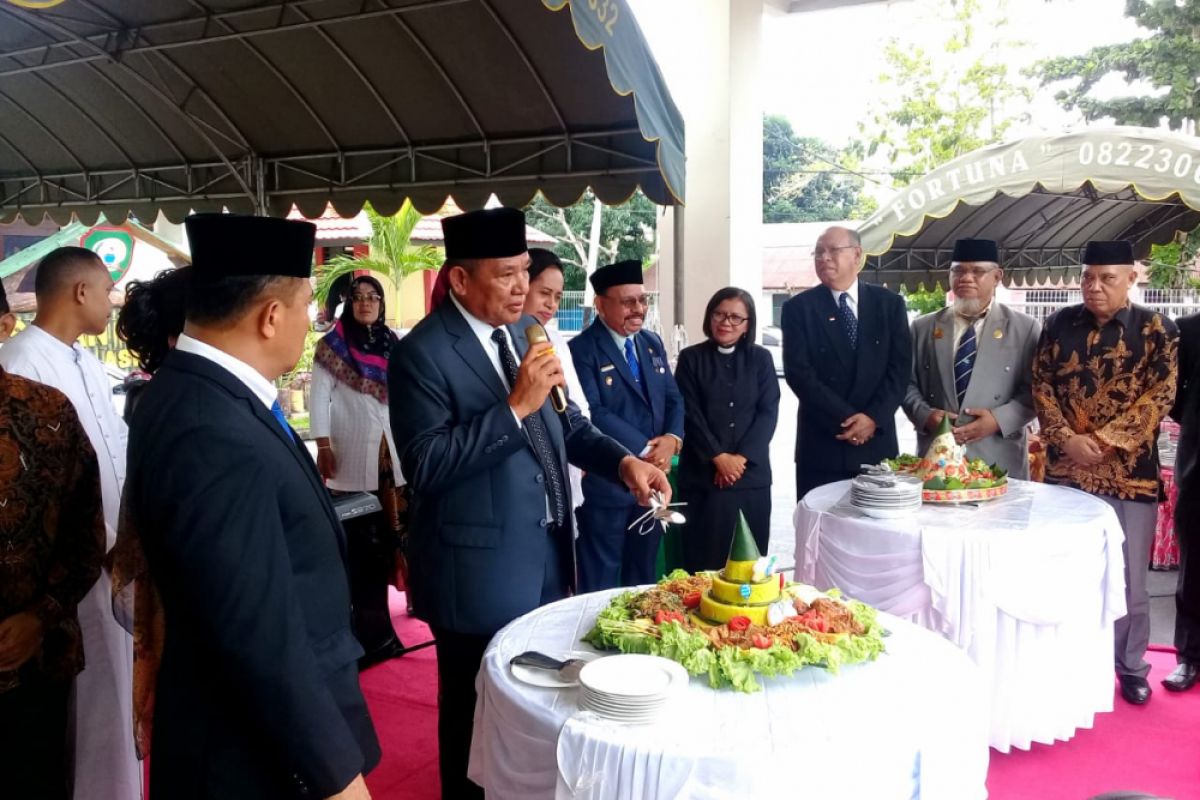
[525,323,549,345]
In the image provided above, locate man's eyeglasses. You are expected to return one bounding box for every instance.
[351,293,382,304]
[609,295,650,310]
[811,245,858,260]
[710,312,748,325]
[949,266,997,279]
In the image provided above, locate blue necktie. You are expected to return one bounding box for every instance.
[270,400,295,440]
[954,323,977,407]
[624,337,642,384]
[838,292,858,348]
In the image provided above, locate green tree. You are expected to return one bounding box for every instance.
[1032,0,1200,132]
[313,200,442,306]
[763,114,875,222]
[860,0,1033,186]
[524,190,658,290]
[901,283,950,315]
[1147,239,1200,290]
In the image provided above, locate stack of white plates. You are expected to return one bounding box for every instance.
[577,654,688,723]
[850,474,923,519]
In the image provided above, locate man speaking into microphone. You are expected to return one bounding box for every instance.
[388,208,670,800]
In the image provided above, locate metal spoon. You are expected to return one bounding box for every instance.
[510,651,588,682]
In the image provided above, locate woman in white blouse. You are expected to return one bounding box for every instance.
[311,275,412,631]
[523,248,590,522]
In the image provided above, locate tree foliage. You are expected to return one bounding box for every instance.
[1147,239,1200,290]
[523,190,658,290]
[1032,0,1200,132]
[313,200,442,306]
[763,114,876,223]
[859,0,1033,186]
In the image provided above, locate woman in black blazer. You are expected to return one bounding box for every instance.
[675,287,780,571]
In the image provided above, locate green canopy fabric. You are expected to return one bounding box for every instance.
[0,0,685,225]
[858,127,1200,288]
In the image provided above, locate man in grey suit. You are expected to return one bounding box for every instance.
[388,208,670,799]
[903,238,1039,478]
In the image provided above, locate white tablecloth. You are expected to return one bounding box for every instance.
[469,590,989,800]
[793,479,1127,752]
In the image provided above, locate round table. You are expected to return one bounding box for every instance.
[468,589,990,800]
[794,479,1127,752]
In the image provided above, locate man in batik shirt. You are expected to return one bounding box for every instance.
[0,292,107,799]
[1033,239,1179,707]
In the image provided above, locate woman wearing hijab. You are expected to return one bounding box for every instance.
[311,274,411,655]
[521,248,591,525]
[674,287,780,572]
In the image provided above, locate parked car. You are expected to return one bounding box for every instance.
[762,325,784,376]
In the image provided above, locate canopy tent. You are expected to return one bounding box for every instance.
[0,0,684,225]
[857,127,1200,288]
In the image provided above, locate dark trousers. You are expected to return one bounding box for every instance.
[796,467,858,503]
[431,531,569,800]
[576,502,663,592]
[1175,496,1200,663]
[680,486,771,573]
[0,675,71,800]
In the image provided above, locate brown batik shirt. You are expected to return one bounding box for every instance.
[1032,303,1179,502]
[0,366,105,689]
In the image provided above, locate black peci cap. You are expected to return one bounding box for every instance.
[185,213,315,280]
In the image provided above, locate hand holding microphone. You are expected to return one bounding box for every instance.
[507,326,568,418]
[524,323,569,413]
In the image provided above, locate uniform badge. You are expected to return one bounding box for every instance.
[604,375,614,386]
[993,329,1004,339]
[933,327,944,339]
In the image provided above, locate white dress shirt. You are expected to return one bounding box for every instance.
[451,293,524,427]
[604,319,640,364]
[175,333,278,409]
[828,279,860,318]
[952,302,993,349]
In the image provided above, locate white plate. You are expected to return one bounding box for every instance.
[579,654,688,699]
[859,505,920,519]
[510,650,601,689]
[580,690,671,711]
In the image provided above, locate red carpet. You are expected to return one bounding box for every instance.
[359,589,440,800]
[363,596,1200,800]
[988,646,1200,800]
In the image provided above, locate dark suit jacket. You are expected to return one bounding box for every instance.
[1174,313,1200,525]
[388,303,630,636]
[126,351,379,800]
[569,320,685,506]
[781,282,912,473]
[675,341,780,491]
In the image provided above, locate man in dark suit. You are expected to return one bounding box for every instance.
[388,209,670,800]
[782,225,912,499]
[125,215,379,800]
[569,260,686,592]
[1165,311,1200,692]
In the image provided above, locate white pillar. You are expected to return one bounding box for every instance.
[639,0,764,345]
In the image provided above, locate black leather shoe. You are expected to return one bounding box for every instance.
[1118,674,1152,705]
[1162,662,1200,692]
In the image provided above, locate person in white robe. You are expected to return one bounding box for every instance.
[0,246,139,800]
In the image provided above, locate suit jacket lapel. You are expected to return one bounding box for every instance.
[934,307,958,411]
[636,332,663,422]
[816,289,855,369]
[442,302,508,402]
[962,304,1006,409]
[167,351,347,555]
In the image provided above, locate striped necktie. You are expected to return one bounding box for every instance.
[624,337,642,384]
[954,323,977,407]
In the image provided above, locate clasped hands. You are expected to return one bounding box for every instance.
[1062,433,1112,467]
[924,408,1001,444]
[836,413,877,446]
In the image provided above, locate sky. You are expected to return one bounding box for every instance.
[627,0,1150,149]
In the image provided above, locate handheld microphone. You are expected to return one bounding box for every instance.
[525,323,569,414]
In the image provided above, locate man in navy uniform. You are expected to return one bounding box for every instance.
[125,214,379,799]
[782,225,912,499]
[388,209,670,799]
[569,260,685,592]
